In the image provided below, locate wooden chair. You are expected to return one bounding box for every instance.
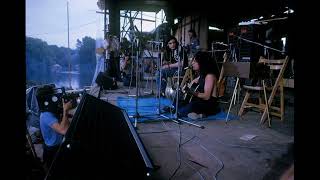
[238,56,289,127]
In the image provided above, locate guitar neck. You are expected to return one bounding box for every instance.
[218,52,228,81]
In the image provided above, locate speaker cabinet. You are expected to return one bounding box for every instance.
[46,93,154,180]
[95,72,117,90]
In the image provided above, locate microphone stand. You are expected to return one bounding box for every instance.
[129,38,142,128]
[150,42,155,95]
[174,47,181,121]
[127,38,135,91]
[233,35,285,54]
[225,35,286,123]
[134,42,139,127]
[147,41,169,118]
[128,39,165,127]
[157,42,163,115]
[144,41,161,95]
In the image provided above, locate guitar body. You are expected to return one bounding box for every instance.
[182,82,200,103]
[217,78,226,97]
[216,52,228,97]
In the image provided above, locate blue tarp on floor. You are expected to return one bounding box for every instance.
[117,96,239,123]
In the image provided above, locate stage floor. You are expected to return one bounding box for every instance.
[32,81,294,179]
[97,81,294,180]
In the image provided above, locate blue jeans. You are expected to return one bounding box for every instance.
[156,67,179,93]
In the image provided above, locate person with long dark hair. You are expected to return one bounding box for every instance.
[157,36,188,96]
[174,51,220,119]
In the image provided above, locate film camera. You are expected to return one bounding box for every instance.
[36,86,80,115]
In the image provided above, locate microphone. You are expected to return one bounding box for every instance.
[184,65,192,70]
[213,41,228,47]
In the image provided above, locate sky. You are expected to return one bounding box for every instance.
[26,0,165,49]
[26,0,103,49]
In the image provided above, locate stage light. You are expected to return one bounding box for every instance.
[174,18,178,24]
[284,7,294,14]
[209,26,223,32]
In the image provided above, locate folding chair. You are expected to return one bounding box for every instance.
[238,56,289,127]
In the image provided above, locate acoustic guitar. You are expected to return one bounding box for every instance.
[181,81,200,103]
[165,76,199,103]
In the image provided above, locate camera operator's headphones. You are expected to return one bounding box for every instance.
[43,94,60,106]
[37,87,64,113]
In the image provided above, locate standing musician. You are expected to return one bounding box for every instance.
[106,35,121,80]
[157,36,188,96]
[164,51,221,119]
[92,37,109,86]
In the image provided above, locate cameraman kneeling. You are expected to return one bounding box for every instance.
[36,85,74,168]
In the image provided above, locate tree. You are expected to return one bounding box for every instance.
[77,36,96,86]
[26,36,96,87]
[26,37,52,84]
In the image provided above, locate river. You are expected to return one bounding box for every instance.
[27,71,94,89]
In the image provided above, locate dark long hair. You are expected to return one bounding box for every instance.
[165,36,179,50]
[164,36,179,62]
[193,51,219,78]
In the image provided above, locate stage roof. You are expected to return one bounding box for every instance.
[97,0,294,26]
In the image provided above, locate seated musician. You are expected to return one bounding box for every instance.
[165,51,220,119]
[157,36,188,96]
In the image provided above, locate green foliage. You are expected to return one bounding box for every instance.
[26,37,72,69]
[76,36,96,78]
[26,36,96,86]
[77,36,96,65]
